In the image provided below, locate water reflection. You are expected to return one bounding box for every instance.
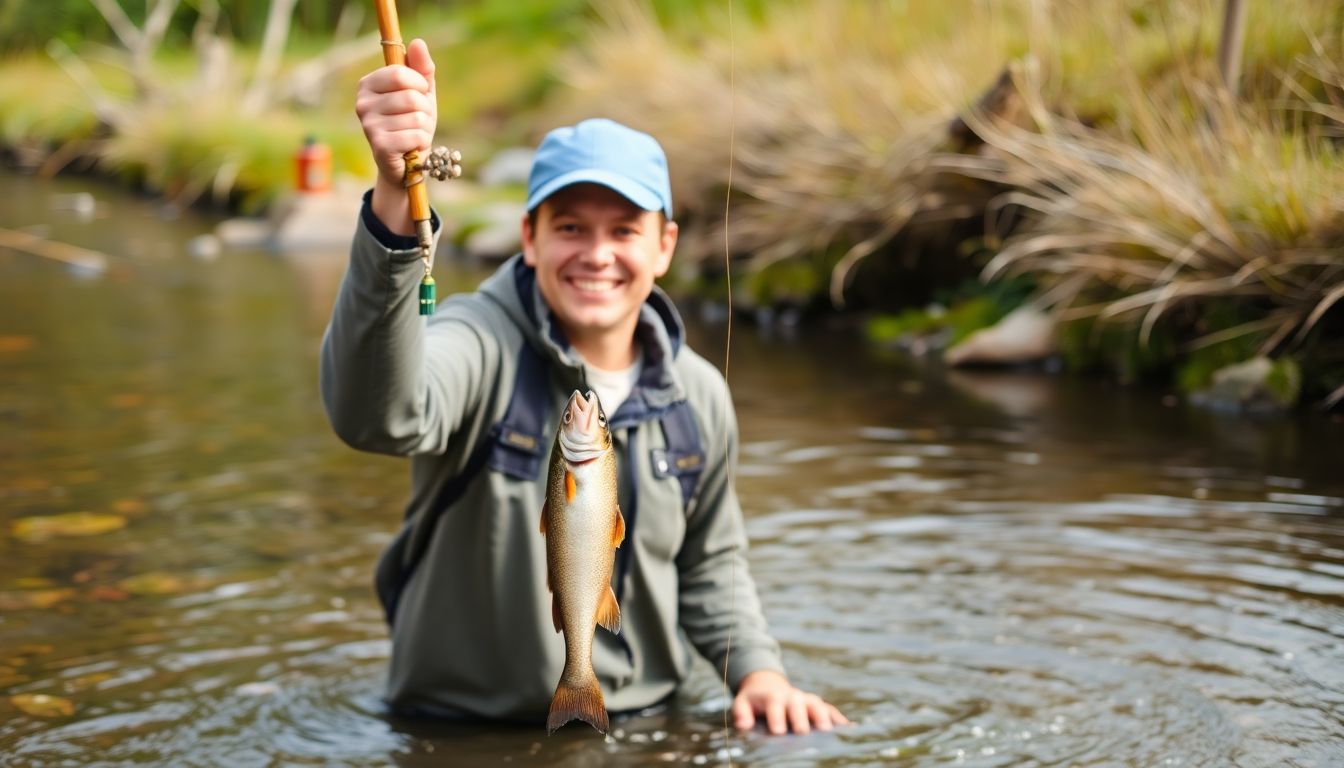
[2,171,1343,766]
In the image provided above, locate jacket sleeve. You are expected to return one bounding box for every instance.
[319,193,494,456]
[675,380,787,690]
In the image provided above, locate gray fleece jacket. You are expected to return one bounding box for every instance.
[320,200,784,721]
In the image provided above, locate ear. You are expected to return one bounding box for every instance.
[521,211,538,266]
[653,220,678,278]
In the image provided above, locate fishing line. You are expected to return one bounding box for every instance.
[719,0,738,763]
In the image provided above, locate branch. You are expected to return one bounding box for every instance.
[276,33,380,107]
[334,2,365,42]
[86,0,141,51]
[142,0,182,56]
[242,0,300,114]
[191,0,231,96]
[85,0,180,99]
[45,39,127,129]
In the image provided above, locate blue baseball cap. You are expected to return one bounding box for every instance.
[526,118,673,218]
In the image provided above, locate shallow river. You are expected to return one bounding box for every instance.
[2,171,1343,767]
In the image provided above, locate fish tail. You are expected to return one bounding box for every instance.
[546,673,609,735]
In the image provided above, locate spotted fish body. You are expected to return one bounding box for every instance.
[540,390,625,734]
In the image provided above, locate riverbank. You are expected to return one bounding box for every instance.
[2,0,1341,411]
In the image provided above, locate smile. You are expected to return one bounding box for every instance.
[569,278,621,293]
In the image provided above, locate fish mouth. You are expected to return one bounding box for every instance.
[559,390,607,462]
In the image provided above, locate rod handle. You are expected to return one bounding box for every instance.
[373,0,430,229]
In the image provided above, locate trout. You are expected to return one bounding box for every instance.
[540,389,625,734]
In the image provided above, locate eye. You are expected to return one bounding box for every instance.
[562,410,572,424]
[598,411,607,426]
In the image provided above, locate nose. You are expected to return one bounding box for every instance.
[578,233,618,268]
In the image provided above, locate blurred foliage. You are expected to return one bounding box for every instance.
[0,0,1341,406]
[0,0,107,51]
[0,57,102,146]
[0,0,436,51]
[866,277,1036,348]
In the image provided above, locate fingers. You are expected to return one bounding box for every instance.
[787,694,811,735]
[362,110,435,141]
[804,694,850,732]
[733,672,849,736]
[357,88,434,120]
[405,38,436,94]
[356,44,438,187]
[732,692,756,731]
[756,694,851,735]
[765,697,787,736]
[359,64,432,98]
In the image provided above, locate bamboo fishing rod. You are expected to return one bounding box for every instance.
[373,0,462,315]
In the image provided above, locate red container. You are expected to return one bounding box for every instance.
[295,136,332,193]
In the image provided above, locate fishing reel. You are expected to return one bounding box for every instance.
[416,147,463,182]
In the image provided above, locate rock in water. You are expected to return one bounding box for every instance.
[945,307,1056,367]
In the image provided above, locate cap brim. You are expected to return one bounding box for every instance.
[526,169,665,215]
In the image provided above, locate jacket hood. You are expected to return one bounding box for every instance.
[478,254,688,414]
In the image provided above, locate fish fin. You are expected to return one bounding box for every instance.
[547,675,608,735]
[596,584,621,634]
[612,506,625,548]
[540,501,548,536]
[550,594,562,633]
[564,470,576,503]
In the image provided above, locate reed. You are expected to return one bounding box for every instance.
[544,0,1343,403]
[3,1,1341,404]
[0,57,110,149]
[952,65,1341,351]
[548,0,1024,301]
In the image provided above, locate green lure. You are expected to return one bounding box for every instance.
[419,275,436,316]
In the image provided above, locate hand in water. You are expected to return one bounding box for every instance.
[732,669,850,735]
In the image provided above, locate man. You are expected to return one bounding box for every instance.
[322,38,847,735]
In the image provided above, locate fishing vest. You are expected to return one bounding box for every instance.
[374,339,706,626]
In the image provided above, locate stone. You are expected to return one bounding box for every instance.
[945,306,1056,366]
[186,234,221,261]
[477,147,535,187]
[51,192,96,221]
[272,191,362,254]
[1190,356,1300,414]
[462,202,526,261]
[215,217,274,249]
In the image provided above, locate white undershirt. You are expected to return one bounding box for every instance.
[582,349,643,417]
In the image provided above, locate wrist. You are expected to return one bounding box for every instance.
[737,669,789,692]
[371,177,414,236]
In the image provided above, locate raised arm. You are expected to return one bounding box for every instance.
[359,38,437,236]
[320,39,493,456]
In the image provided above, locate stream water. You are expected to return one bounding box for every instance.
[2,170,1342,767]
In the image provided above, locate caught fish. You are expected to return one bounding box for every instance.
[540,389,625,734]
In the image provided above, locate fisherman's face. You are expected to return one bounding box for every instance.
[522,183,677,346]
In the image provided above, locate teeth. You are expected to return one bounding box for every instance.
[573,279,616,292]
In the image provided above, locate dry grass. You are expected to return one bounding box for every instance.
[547,0,1342,305]
[548,0,1026,301]
[947,58,1344,361]
[543,0,1344,402]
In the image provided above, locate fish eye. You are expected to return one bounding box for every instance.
[598,411,607,426]
[563,410,572,424]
